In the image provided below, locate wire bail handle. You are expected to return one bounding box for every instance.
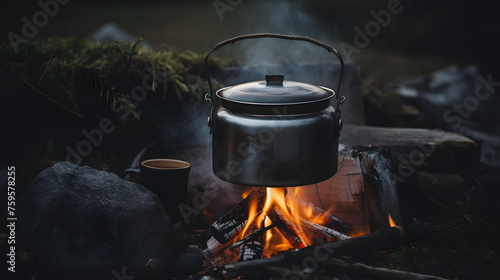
[204,33,346,133]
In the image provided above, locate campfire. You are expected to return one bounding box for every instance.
[195,34,461,280]
[203,184,370,263]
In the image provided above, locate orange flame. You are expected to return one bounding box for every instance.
[234,186,361,258]
[388,213,397,227]
[262,188,298,256]
[241,188,254,199]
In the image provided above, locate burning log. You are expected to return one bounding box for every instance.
[229,223,276,250]
[298,216,351,241]
[209,187,266,244]
[266,206,307,249]
[238,226,264,261]
[203,236,227,257]
[288,224,436,260]
[296,198,352,232]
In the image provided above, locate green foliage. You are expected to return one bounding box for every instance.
[0,37,230,119]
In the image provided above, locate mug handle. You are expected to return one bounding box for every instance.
[122,168,140,180]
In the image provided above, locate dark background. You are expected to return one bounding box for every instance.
[1,0,498,76]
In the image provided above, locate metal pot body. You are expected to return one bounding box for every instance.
[205,33,346,187]
[212,105,339,187]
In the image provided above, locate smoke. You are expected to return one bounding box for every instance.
[217,0,344,93]
[239,0,340,65]
[158,0,343,223]
[160,100,246,224]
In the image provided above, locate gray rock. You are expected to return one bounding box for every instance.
[18,161,174,278]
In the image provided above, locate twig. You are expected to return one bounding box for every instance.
[299,216,351,241]
[229,223,276,249]
[23,79,86,119]
[0,55,85,119]
[37,41,59,86]
[238,225,264,261]
[320,258,451,280]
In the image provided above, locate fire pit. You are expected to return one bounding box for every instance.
[203,155,369,263]
[201,33,355,260]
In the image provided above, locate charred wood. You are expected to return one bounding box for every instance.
[298,216,351,241]
[288,224,435,260]
[238,226,264,262]
[229,223,276,250]
[296,198,351,232]
[266,206,307,249]
[209,187,266,244]
[203,236,227,257]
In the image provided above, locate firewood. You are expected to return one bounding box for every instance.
[209,187,266,244]
[225,257,286,279]
[202,236,227,257]
[238,226,264,262]
[288,224,435,260]
[266,206,307,249]
[298,216,351,241]
[296,198,351,232]
[224,224,436,278]
[320,258,451,280]
[229,223,276,250]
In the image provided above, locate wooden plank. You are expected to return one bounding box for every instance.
[339,124,479,169]
[358,151,401,232]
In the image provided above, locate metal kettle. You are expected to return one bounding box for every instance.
[205,33,345,187]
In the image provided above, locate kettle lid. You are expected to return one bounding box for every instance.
[217,75,334,105]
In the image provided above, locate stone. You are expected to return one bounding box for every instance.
[17,161,174,279]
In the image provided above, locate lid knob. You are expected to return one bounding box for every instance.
[265,75,284,86]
